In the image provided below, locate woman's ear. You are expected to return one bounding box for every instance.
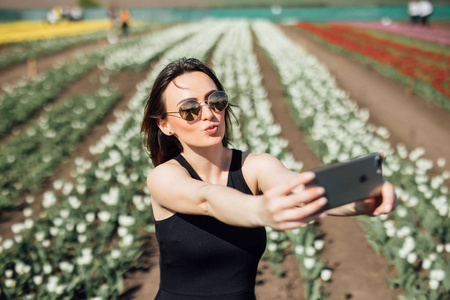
[157,118,174,136]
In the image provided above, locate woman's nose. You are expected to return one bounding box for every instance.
[200,101,214,120]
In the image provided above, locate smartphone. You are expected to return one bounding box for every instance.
[306,152,384,213]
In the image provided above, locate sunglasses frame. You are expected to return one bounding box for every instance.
[166,90,229,121]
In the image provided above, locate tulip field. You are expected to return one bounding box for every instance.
[0,19,449,300]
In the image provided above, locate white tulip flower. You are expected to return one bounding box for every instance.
[295,245,304,255]
[5,269,13,278]
[111,249,121,259]
[437,158,446,168]
[320,268,332,281]
[430,269,446,281]
[121,234,134,247]
[23,207,33,217]
[118,215,135,227]
[24,218,34,229]
[314,239,324,251]
[407,252,417,264]
[422,259,432,270]
[11,223,25,234]
[33,275,43,285]
[86,212,96,223]
[429,279,439,290]
[68,196,81,209]
[14,235,23,244]
[117,226,128,237]
[43,264,52,274]
[269,231,279,240]
[4,279,16,288]
[50,227,59,236]
[25,195,35,204]
[78,235,87,243]
[76,223,87,234]
[98,211,111,222]
[306,246,316,256]
[304,257,316,269]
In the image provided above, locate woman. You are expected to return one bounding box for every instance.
[141,57,396,299]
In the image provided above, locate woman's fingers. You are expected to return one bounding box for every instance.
[265,172,315,198]
[373,181,397,216]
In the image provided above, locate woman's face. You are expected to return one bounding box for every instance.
[160,71,226,149]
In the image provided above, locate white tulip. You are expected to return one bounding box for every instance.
[76,223,87,234]
[4,279,16,288]
[43,264,52,274]
[430,269,446,281]
[303,257,316,269]
[429,279,439,290]
[24,218,34,229]
[314,239,324,251]
[86,212,96,223]
[295,245,304,255]
[111,249,121,259]
[306,246,316,256]
[320,268,332,281]
[407,252,417,264]
[98,211,111,222]
[422,259,432,270]
[121,234,134,247]
[33,275,43,285]
[23,207,33,217]
[5,269,13,278]
[78,235,87,243]
[59,209,70,219]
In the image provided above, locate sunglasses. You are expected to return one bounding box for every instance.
[166,91,229,121]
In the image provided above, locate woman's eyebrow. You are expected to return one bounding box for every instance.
[176,90,218,106]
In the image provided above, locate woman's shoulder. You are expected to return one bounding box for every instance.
[147,159,187,184]
[242,151,281,167]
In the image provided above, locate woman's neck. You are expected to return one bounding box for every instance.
[181,146,232,185]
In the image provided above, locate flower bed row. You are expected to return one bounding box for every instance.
[254,20,449,299]
[0,24,151,69]
[0,20,112,45]
[291,22,450,112]
[212,21,327,300]
[0,21,229,300]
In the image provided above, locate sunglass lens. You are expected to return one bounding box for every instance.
[179,100,201,121]
[208,91,228,112]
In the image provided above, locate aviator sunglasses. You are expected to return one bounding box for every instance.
[166,91,229,121]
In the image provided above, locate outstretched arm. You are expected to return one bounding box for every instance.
[147,160,327,229]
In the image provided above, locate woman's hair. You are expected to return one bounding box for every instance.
[141,57,233,166]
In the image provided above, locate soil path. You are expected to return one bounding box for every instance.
[279,25,450,176]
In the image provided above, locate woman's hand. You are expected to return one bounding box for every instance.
[258,172,327,230]
[355,181,397,216]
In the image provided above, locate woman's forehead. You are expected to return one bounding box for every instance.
[169,71,217,94]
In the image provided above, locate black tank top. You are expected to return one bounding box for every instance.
[154,149,267,299]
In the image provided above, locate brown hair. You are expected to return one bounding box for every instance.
[141,57,234,166]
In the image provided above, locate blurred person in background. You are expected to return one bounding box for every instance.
[120,8,130,36]
[408,1,421,24]
[141,57,397,299]
[419,0,434,26]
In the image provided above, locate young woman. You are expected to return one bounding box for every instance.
[141,57,396,299]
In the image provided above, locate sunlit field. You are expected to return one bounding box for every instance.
[0,17,448,300]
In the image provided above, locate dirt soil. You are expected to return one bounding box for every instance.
[1,21,449,300]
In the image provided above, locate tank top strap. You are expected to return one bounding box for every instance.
[173,154,202,181]
[228,149,253,195]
